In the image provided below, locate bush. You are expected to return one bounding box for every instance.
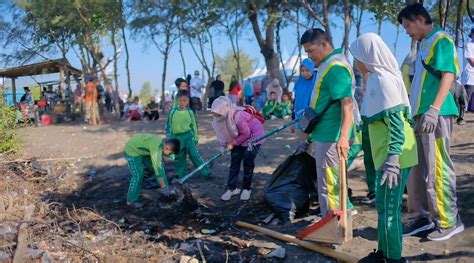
[0,101,20,154]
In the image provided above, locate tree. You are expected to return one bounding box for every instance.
[215,50,256,83]
[343,0,352,55]
[454,0,465,47]
[130,0,181,112]
[138,81,153,102]
[246,0,284,86]
[180,1,221,108]
[120,0,132,98]
[1,2,66,67]
[365,1,404,35]
[218,4,248,83]
[353,1,367,37]
[468,0,474,22]
[301,0,335,43]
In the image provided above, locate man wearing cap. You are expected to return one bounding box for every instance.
[462,28,474,112]
[190,70,204,111]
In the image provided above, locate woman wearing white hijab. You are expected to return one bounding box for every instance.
[350,33,417,262]
[265,79,283,103]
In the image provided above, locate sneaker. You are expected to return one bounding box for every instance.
[359,249,384,263]
[427,219,465,241]
[361,191,376,204]
[402,217,435,237]
[240,189,252,201]
[221,188,241,201]
[457,119,466,125]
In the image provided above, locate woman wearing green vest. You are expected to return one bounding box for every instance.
[351,32,417,263]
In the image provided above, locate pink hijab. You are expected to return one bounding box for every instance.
[211,96,239,145]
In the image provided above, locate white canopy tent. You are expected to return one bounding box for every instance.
[245,55,308,81]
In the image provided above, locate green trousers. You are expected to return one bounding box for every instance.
[376,168,409,260]
[361,123,376,193]
[172,132,210,178]
[347,124,376,193]
[125,153,168,202]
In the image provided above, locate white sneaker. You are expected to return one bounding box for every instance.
[240,189,251,201]
[221,189,241,201]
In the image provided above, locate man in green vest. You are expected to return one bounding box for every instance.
[398,3,464,241]
[298,28,355,217]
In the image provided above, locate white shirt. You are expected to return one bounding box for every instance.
[462,41,474,85]
[190,77,204,98]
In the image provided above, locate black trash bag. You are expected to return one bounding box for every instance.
[265,152,317,221]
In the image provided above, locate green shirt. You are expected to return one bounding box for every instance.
[279,101,292,114]
[124,134,164,177]
[263,100,280,116]
[310,49,353,142]
[411,27,459,117]
[165,108,199,141]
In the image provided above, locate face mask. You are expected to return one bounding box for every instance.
[164,154,176,161]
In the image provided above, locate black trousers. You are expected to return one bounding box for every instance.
[228,145,260,190]
[144,111,160,121]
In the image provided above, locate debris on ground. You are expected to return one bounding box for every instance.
[267,247,286,259]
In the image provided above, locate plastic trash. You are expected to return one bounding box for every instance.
[265,152,317,221]
[201,228,217,234]
[88,170,97,179]
[266,247,286,258]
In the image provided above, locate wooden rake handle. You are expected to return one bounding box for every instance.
[339,157,349,240]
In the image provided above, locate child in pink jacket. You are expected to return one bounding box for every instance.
[211,96,265,201]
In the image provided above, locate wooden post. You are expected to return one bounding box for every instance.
[59,66,65,99]
[11,77,16,104]
[66,69,71,95]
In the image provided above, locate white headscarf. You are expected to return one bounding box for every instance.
[211,96,239,145]
[350,33,411,118]
[266,79,283,103]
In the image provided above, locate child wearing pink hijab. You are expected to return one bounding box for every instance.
[211,96,265,201]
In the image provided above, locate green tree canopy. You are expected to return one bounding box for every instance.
[215,49,256,84]
[138,81,153,102]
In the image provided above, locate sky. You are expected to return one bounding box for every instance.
[1,11,465,95]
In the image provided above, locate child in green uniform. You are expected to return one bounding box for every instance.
[351,33,418,262]
[165,90,211,178]
[172,78,193,110]
[263,91,281,119]
[279,93,293,119]
[124,134,180,207]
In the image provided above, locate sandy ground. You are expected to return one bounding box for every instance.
[15,111,474,262]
